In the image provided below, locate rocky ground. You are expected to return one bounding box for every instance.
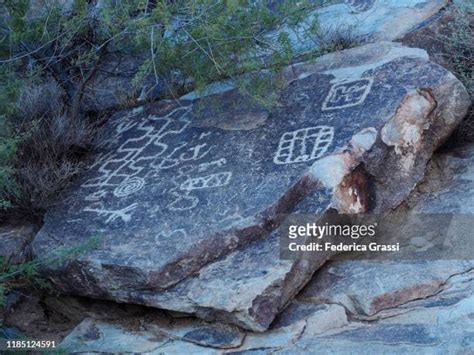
[1,0,473,353]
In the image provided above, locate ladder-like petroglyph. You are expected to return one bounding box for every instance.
[81,105,233,222]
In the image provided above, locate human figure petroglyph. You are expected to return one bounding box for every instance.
[84,203,138,224]
[322,78,373,111]
[273,126,334,165]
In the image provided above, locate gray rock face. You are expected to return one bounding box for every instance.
[32,42,469,331]
[411,144,474,213]
[298,259,474,317]
[284,0,448,50]
[297,145,474,319]
[59,265,474,353]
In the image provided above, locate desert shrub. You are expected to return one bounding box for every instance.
[0,0,327,216]
[0,82,100,219]
[0,235,100,308]
[433,2,474,146]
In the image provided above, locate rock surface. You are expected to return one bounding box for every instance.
[58,264,474,353]
[32,41,470,331]
[287,0,448,50]
[298,259,474,317]
[410,144,474,213]
[297,144,474,318]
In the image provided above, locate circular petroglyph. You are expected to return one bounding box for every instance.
[113,177,145,197]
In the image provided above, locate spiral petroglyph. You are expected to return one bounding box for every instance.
[113,177,145,197]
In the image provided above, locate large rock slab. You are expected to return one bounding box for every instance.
[285,0,448,51]
[298,259,474,317]
[58,268,474,353]
[32,42,469,331]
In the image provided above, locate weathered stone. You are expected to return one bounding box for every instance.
[0,224,37,264]
[284,0,448,52]
[410,144,474,213]
[60,318,169,353]
[32,42,470,331]
[58,266,474,353]
[149,319,245,349]
[298,260,474,317]
[283,270,474,354]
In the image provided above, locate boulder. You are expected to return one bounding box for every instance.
[298,145,474,318]
[32,42,470,331]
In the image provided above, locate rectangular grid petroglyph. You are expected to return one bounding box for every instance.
[273,126,334,165]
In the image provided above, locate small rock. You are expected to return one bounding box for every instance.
[60,318,167,354]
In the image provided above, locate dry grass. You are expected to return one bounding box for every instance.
[313,24,364,54]
[3,83,101,220]
[434,3,474,147]
[401,2,473,148]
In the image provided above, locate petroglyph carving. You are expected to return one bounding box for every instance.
[84,203,138,224]
[82,104,233,219]
[168,190,199,211]
[274,126,334,165]
[168,157,232,211]
[322,78,373,111]
[198,158,227,172]
[180,172,232,191]
[82,106,192,193]
[154,229,187,244]
[82,106,194,222]
[85,189,108,202]
[113,177,145,197]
